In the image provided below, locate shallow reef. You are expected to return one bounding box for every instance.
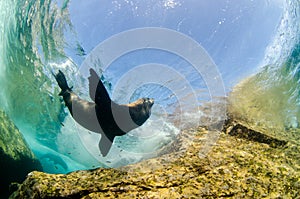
[9,116,300,198]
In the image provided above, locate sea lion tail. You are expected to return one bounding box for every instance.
[53,70,73,96]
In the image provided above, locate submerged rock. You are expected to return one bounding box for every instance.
[10,119,300,198]
[0,110,42,198]
[223,118,288,148]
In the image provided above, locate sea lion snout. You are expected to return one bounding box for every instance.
[145,98,154,107]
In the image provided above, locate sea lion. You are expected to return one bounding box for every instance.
[54,69,154,156]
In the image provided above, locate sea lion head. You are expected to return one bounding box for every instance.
[128,98,154,126]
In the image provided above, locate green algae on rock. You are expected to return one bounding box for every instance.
[0,110,42,198]
[9,123,300,199]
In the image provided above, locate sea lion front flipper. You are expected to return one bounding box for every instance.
[88,68,111,106]
[99,133,115,157]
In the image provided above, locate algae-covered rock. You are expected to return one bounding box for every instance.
[0,110,42,198]
[10,121,300,199]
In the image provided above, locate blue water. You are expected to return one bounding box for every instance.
[0,0,299,174]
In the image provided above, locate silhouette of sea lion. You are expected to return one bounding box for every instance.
[54,69,154,156]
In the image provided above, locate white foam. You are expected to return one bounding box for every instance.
[261,0,300,68]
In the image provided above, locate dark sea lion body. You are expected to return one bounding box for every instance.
[54,69,154,156]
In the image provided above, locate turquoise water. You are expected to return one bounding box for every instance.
[0,0,299,174]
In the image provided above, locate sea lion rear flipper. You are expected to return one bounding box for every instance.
[88,68,111,106]
[99,133,115,157]
[53,70,72,95]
